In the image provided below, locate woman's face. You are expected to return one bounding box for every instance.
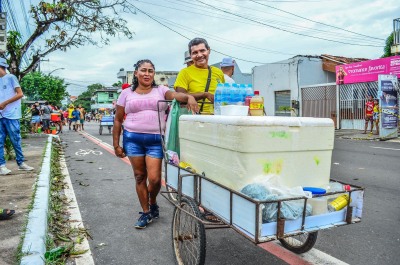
[135,62,155,87]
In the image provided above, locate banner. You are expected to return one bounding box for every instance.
[336,56,400,85]
[378,75,398,129]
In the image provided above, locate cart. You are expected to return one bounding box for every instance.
[157,101,365,265]
[99,115,113,135]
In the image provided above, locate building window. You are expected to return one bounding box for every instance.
[109,92,114,99]
[275,90,291,116]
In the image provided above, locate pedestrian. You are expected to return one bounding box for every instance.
[220,57,236,84]
[373,99,380,135]
[63,109,68,126]
[174,37,225,114]
[54,106,63,133]
[68,104,74,130]
[113,59,198,229]
[183,50,193,67]
[31,104,41,133]
[78,105,86,130]
[0,208,15,220]
[41,101,52,134]
[363,95,374,134]
[0,57,34,174]
[71,107,81,131]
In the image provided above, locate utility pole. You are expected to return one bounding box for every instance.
[38,59,49,72]
[0,0,6,56]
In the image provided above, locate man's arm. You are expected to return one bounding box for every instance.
[0,87,24,110]
[175,87,214,102]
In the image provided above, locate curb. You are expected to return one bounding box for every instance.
[20,135,56,265]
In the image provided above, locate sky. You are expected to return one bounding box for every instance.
[8,0,400,96]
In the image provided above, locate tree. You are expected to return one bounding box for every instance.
[382,32,394,58]
[112,80,122,87]
[5,0,134,79]
[20,71,69,106]
[74,83,104,111]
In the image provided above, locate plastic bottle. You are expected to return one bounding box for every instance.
[249,91,264,116]
[239,84,247,105]
[245,84,254,107]
[328,194,351,212]
[229,83,241,105]
[221,83,231,106]
[214,83,223,115]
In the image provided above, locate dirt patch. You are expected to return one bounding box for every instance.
[0,135,48,265]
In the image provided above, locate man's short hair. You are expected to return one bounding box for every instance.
[44,101,49,105]
[188,38,210,54]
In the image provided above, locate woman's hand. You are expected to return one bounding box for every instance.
[114,146,126,158]
[187,95,200,114]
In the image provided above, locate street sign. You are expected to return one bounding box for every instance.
[0,12,6,52]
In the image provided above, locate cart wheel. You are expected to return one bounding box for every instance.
[172,197,206,265]
[99,126,103,135]
[279,231,318,254]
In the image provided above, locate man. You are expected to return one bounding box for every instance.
[363,95,374,134]
[41,101,52,134]
[0,58,34,174]
[183,50,193,67]
[67,104,74,130]
[78,105,86,130]
[220,57,235,84]
[175,38,225,114]
[71,107,81,131]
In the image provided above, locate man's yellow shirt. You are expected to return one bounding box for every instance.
[174,65,225,113]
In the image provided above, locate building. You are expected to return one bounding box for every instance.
[117,68,177,88]
[91,87,119,112]
[252,55,366,119]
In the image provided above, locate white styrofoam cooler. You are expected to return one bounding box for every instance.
[179,115,334,191]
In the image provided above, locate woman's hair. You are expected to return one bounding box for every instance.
[132,59,157,91]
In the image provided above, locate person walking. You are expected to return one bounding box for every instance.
[220,57,236,84]
[41,101,52,134]
[0,58,34,175]
[30,104,41,133]
[67,104,74,130]
[363,95,374,134]
[71,107,81,131]
[78,105,86,130]
[174,38,225,114]
[373,99,380,135]
[113,59,198,229]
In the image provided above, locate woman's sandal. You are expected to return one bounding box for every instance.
[202,211,221,223]
[0,209,15,220]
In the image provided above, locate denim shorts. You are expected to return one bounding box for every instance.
[31,116,41,123]
[123,131,163,159]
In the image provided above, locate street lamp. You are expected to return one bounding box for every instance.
[48,67,65,76]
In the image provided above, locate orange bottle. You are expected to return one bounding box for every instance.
[249,91,264,116]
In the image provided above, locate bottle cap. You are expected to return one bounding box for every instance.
[303,187,326,195]
[343,185,351,191]
[254,90,260,95]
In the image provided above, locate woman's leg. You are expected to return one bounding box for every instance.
[128,156,149,212]
[146,156,162,205]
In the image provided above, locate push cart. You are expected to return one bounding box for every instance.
[157,101,365,265]
[99,115,113,135]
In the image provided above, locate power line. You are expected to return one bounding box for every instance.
[193,0,383,47]
[249,0,384,41]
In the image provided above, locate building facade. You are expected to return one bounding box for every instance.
[91,87,119,111]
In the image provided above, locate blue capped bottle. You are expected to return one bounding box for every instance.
[214,83,223,115]
[222,83,231,106]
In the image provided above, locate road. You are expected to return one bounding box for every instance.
[62,122,400,265]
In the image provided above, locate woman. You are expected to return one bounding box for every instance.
[113,59,198,229]
[31,104,41,133]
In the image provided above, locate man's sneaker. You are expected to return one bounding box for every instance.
[150,204,159,219]
[0,166,11,175]
[18,163,34,171]
[134,212,152,229]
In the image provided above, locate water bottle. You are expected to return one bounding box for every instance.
[245,84,254,107]
[230,83,241,105]
[239,84,247,105]
[214,83,223,115]
[222,83,231,106]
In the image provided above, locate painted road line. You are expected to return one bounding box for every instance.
[60,153,95,265]
[80,131,349,265]
[369,146,400,151]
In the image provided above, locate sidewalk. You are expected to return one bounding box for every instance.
[335,129,400,141]
[0,135,48,265]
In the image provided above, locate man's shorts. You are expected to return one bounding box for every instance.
[31,116,41,124]
[123,130,163,159]
[71,120,81,125]
[80,119,85,124]
[365,115,373,122]
[373,112,379,121]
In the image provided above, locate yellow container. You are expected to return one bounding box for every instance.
[328,194,351,212]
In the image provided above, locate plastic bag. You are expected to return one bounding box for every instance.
[240,175,312,223]
[165,99,190,157]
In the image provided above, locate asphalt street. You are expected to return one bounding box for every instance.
[62,122,400,265]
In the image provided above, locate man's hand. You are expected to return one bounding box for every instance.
[204,92,214,103]
[0,102,7,110]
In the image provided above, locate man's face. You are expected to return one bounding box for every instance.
[190,43,210,69]
[368,96,373,101]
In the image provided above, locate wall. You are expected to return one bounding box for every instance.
[253,56,336,116]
